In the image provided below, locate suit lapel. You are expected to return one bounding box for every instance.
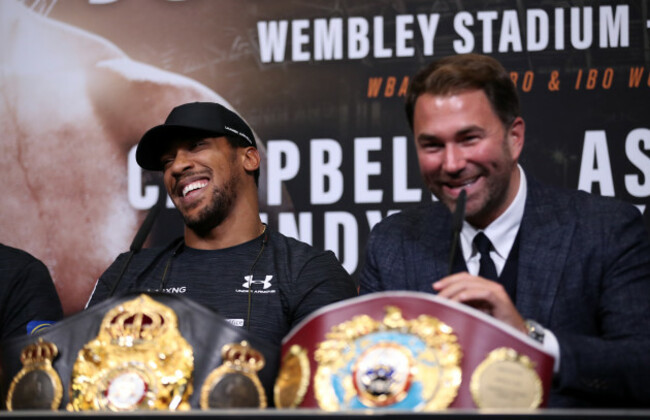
[410,203,454,290]
[516,179,574,325]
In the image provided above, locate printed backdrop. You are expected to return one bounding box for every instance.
[2,0,648,314]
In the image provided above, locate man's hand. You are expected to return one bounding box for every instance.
[433,272,526,334]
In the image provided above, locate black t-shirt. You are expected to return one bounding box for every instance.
[88,230,357,345]
[0,244,63,341]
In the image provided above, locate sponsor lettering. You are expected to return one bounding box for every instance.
[226,319,245,327]
[162,286,187,294]
[129,126,647,275]
[257,6,629,63]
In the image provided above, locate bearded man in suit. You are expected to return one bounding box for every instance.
[360,53,650,407]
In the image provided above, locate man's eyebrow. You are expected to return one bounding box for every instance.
[160,148,175,159]
[416,133,440,143]
[416,124,487,144]
[456,125,485,136]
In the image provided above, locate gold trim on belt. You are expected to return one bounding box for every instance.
[68,294,194,411]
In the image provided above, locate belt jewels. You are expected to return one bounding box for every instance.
[304,305,462,410]
[274,291,553,410]
[68,294,194,411]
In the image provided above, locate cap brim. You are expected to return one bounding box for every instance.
[135,125,220,171]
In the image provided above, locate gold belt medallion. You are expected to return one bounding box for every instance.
[200,341,267,409]
[68,294,194,411]
[470,347,543,409]
[314,306,462,411]
[6,339,62,411]
[274,344,311,408]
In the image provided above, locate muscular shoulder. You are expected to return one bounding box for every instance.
[104,245,173,276]
[266,231,356,326]
[266,231,343,275]
[265,230,355,292]
[91,240,181,304]
[88,59,225,151]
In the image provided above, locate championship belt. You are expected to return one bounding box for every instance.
[274,291,554,410]
[68,294,194,411]
[1,292,280,411]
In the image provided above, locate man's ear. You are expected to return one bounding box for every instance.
[508,117,525,160]
[242,147,261,172]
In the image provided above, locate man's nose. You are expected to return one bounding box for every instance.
[168,149,194,174]
[442,144,466,173]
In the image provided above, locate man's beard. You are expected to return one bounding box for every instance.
[183,174,239,236]
[424,134,516,227]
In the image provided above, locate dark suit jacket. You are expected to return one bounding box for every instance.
[360,177,650,407]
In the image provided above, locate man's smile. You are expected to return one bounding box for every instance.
[182,180,208,197]
[441,174,481,198]
[173,175,211,202]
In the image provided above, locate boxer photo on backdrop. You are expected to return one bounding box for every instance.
[0,0,294,316]
[359,53,650,407]
[86,102,357,346]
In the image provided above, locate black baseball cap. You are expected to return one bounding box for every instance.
[136,102,256,171]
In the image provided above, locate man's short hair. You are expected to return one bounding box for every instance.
[405,54,520,130]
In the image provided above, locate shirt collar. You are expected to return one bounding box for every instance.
[460,165,527,261]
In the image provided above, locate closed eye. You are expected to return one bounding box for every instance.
[422,142,443,151]
[461,134,480,143]
[161,155,174,169]
[457,127,485,144]
[417,136,444,151]
[189,139,208,150]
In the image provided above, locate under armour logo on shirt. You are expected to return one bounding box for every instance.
[242,275,274,290]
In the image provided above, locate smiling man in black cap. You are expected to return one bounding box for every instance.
[87,102,357,345]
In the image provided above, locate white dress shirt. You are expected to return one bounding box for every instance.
[459,166,560,372]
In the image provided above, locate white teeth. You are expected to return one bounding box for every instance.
[453,177,477,188]
[182,180,208,197]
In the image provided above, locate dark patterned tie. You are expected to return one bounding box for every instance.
[474,232,498,281]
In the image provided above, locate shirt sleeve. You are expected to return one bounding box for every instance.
[288,251,358,328]
[552,201,650,404]
[543,328,561,373]
[1,258,63,340]
[85,253,130,308]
